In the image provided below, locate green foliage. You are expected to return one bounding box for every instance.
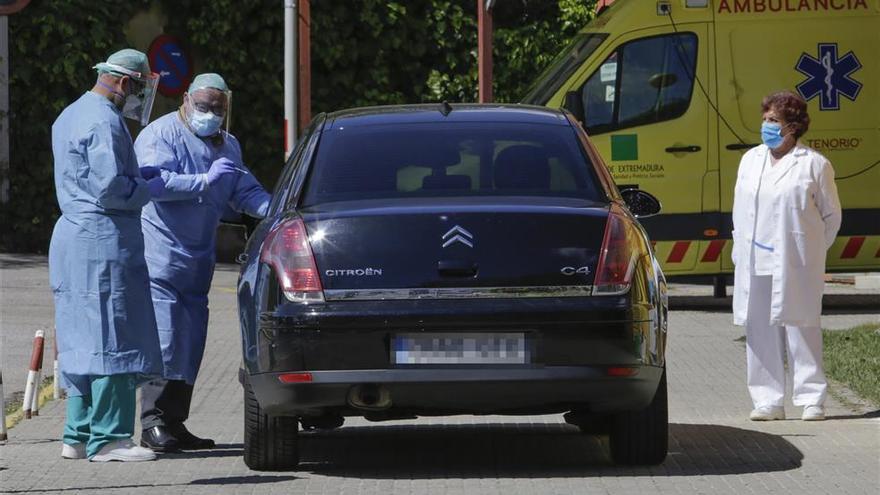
[2,0,594,252]
[824,323,880,407]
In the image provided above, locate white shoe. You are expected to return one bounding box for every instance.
[749,405,785,421]
[89,438,157,462]
[802,405,826,421]
[61,443,86,459]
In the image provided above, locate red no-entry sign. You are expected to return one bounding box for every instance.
[0,0,31,15]
[148,34,193,97]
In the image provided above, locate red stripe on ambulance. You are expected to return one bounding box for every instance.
[666,241,691,263]
[701,240,726,263]
[840,236,865,259]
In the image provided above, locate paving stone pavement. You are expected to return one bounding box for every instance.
[1,264,878,494]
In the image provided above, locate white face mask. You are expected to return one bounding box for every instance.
[187,99,224,137]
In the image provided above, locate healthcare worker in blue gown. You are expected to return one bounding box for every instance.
[49,49,164,462]
[135,73,271,452]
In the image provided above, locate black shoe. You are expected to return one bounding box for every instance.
[167,424,215,450]
[140,425,182,453]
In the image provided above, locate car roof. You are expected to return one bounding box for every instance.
[324,103,572,128]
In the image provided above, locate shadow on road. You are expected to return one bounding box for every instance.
[1,423,809,492]
[289,422,803,478]
[165,443,245,459]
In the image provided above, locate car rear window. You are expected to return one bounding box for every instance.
[300,121,605,206]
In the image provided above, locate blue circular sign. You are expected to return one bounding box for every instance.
[148,35,193,97]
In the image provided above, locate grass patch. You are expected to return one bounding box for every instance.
[823,323,880,407]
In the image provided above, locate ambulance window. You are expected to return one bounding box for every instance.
[522,33,608,105]
[580,33,697,133]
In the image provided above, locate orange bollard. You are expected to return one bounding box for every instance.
[31,332,45,416]
[22,330,45,419]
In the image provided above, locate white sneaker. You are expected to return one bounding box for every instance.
[802,405,826,421]
[61,443,86,459]
[749,405,785,421]
[89,438,157,462]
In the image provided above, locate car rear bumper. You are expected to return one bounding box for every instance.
[244,365,664,417]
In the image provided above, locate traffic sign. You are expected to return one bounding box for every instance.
[147,34,193,97]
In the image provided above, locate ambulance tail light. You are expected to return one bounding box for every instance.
[593,204,639,295]
[261,217,324,303]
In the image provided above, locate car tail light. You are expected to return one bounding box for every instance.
[593,204,640,295]
[607,366,640,377]
[260,217,324,303]
[278,372,313,383]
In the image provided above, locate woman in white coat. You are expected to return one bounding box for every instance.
[731,91,841,422]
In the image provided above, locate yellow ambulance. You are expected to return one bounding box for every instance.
[523,0,879,286]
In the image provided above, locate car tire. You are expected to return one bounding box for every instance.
[243,376,300,471]
[608,369,668,465]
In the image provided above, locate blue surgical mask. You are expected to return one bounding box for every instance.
[761,122,785,149]
[188,101,224,137]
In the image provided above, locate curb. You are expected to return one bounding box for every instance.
[3,378,58,433]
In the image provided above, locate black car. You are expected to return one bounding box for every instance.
[237,104,668,471]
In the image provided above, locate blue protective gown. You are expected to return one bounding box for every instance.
[49,91,164,397]
[134,111,270,384]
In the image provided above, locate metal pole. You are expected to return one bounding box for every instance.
[477,1,493,103]
[284,0,298,159]
[298,0,311,132]
[1,371,7,441]
[1,16,10,203]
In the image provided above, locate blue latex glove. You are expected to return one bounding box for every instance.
[146,177,165,198]
[140,166,162,180]
[206,157,240,185]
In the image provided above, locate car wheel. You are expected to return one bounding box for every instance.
[243,376,300,471]
[608,369,668,465]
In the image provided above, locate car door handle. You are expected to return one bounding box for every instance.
[665,145,701,153]
[438,260,478,277]
[725,143,759,150]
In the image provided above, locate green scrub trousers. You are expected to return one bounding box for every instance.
[63,374,136,457]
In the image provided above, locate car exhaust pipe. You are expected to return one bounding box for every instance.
[347,384,392,411]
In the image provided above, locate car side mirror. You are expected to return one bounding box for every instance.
[562,91,585,124]
[621,189,662,218]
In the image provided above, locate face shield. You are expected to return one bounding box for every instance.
[103,62,160,126]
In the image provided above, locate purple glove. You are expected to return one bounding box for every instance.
[146,177,165,198]
[206,157,240,185]
[140,166,162,180]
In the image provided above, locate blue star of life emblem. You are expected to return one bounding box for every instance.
[795,43,862,111]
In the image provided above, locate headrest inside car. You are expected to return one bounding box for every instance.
[494,145,551,190]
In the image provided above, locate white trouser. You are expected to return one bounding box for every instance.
[745,274,827,408]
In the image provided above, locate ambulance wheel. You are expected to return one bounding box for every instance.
[608,369,668,465]
[243,377,299,471]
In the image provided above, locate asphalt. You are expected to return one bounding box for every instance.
[1,256,878,494]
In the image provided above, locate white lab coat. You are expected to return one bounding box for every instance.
[731,143,841,328]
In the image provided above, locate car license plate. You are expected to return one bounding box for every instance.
[392,332,530,365]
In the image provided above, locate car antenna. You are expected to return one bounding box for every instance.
[439,100,453,117]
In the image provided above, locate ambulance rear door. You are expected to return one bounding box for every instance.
[715,4,880,272]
